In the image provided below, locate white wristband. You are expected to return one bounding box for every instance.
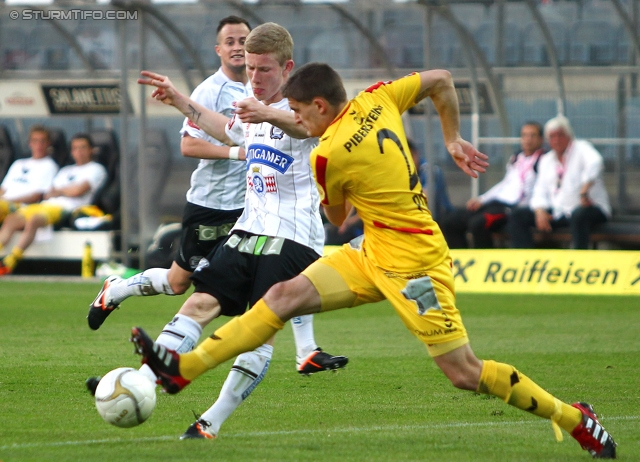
[228,146,240,160]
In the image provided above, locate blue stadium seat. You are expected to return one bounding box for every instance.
[474,22,522,66]
[427,22,459,68]
[384,24,423,69]
[568,20,616,65]
[198,26,221,70]
[522,21,567,66]
[0,26,28,70]
[308,29,353,69]
[287,25,325,66]
[27,26,71,70]
[71,23,116,70]
[615,25,632,64]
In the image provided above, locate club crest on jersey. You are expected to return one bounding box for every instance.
[246,143,293,174]
[248,166,277,196]
[270,126,284,140]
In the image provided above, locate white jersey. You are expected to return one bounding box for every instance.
[225,98,325,255]
[44,161,107,211]
[180,68,252,210]
[479,149,544,207]
[1,156,59,201]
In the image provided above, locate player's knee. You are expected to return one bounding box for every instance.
[179,292,220,324]
[169,279,190,295]
[263,279,304,318]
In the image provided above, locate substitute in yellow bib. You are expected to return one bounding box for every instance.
[131,63,617,459]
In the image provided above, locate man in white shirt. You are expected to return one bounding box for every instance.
[508,115,610,249]
[115,22,347,440]
[0,133,107,275]
[441,122,544,248]
[0,125,59,223]
[88,16,252,325]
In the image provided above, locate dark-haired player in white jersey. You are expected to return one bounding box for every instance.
[91,21,347,439]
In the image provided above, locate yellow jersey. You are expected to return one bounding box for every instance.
[311,72,449,272]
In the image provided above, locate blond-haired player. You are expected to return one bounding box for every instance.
[128,23,347,439]
[132,62,616,458]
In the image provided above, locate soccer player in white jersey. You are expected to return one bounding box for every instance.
[88,16,251,329]
[134,23,347,440]
[88,19,348,438]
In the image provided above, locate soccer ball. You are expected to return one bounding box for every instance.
[94,367,156,428]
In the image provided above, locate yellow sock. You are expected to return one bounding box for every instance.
[477,360,582,440]
[179,299,285,381]
[3,247,24,270]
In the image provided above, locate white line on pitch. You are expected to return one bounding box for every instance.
[1,415,637,451]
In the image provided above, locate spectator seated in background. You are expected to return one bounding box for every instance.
[0,133,107,275]
[0,125,59,223]
[408,138,453,222]
[440,122,544,248]
[508,115,611,249]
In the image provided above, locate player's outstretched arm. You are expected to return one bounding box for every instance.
[415,69,489,178]
[138,71,234,146]
[322,201,353,227]
[234,98,309,139]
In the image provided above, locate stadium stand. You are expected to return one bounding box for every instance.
[428,22,459,68]
[521,20,568,66]
[384,24,423,69]
[0,26,29,70]
[308,29,353,69]
[474,21,522,66]
[0,126,15,183]
[568,20,616,65]
[0,0,638,271]
[26,25,71,71]
[615,25,632,64]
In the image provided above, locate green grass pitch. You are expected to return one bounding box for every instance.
[0,280,638,461]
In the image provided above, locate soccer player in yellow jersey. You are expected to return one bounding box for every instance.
[132,63,616,458]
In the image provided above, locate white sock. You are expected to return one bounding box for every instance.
[109,268,174,305]
[199,344,273,436]
[137,314,202,384]
[292,315,318,359]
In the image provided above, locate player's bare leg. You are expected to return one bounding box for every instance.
[433,343,616,458]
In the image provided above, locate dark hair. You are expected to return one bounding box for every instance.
[522,121,543,137]
[216,15,251,35]
[28,124,50,142]
[282,62,347,106]
[71,133,94,148]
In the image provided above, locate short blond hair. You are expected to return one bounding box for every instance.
[245,22,293,66]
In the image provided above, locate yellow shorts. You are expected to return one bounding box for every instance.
[17,203,65,224]
[0,199,20,222]
[302,242,468,357]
